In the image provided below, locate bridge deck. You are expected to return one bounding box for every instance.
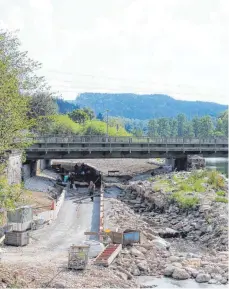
[25,136,228,159]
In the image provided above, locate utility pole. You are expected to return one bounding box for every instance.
[106,109,109,137]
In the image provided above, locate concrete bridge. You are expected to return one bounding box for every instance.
[26,136,228,160]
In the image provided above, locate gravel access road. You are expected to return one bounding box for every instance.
[2,188,100,266]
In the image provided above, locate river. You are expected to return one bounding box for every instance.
[205,157,228,177]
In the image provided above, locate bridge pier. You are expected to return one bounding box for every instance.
[174,157,187,171]
[165,158,175,169]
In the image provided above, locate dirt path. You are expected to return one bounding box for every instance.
[2,188,100,265]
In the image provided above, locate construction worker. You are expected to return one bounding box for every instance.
[88,181,95,201]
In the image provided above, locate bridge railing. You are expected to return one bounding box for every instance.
[28,135,228,145]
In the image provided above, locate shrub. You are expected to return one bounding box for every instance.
[215,196,228,203]
[216,191,226,196]
[207,170,225,189]
[50,115,82,135]
[193,179,205,192]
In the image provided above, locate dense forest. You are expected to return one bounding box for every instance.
[147,112,228,138]
[73,93,227,120]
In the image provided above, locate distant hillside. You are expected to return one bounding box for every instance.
[56,98,80,114]
[73,93,227,120]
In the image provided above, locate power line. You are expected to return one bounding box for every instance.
[42,68,225,94]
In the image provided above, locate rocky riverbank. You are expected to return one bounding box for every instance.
[104,169,228,285]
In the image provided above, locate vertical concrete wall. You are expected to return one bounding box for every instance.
[36,159,51,174]
[175,157,187,171]
[22,164,31,182]
[6,151,22,185]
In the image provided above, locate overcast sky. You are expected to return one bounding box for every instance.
[0,0,228,104]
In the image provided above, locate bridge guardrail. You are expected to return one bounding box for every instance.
[28,136,228,145]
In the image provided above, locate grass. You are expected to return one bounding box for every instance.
[215,196,228,203]
[150,169,227,208]
[171,191,199,208]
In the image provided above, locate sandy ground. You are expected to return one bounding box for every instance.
[52,158,157,176]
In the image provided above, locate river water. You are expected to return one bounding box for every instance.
[205,157,228,177]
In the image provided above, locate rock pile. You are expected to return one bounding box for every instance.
[124,176,228,251]
[106,181,228,285]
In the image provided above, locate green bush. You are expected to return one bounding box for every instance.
[216,191,226,196]
[50,115,82,135]
[215,196,228,203]
[83,120,131,136]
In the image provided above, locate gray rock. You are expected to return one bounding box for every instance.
[131,266,141,276]
[208,279,218,284]
[136,246,147,254]
[159,228,179,238]
[183,225,192,233]
[116,271,128,280]
[164,265,175,277]
[185,267,199,278]
[220,278,228,284]
[169,256,181,263]
[137,261,149,272]
[130,247,144,257]
[210,273,223,282]
[196,273,211,283]
[152,237,170,250]
[172,262,183,268]
[117,266,133,280]
[172,268,190,280]
[53,283,65,288]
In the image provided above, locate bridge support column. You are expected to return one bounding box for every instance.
[165,158,175,169]
[174,157,187,171]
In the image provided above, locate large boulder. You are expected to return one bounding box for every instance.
[172,268,190,280]
[159,228,179,238]
[195,273,211,283]
[164,265,175,277]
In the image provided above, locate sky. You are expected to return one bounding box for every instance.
[0,0,228,104]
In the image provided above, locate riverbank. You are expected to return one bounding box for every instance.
[103,169,228,286]
[1,160,228,288]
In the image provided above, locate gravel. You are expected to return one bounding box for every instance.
[52,159,157,176]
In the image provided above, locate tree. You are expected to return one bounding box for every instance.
[169,119,178,137]
[69,109,89,124]
[219,110,228,136]
[133,128,143,137]
[148,119,158,137]
[28,92,58,133]
[184,122,194,137]
[0,59,32,152]
[0,29,50,94]
[82,107,95,120]
[198,116,214,138]
[157,118,170,137]
[177,114,187,137]
[192,117,201,137]
[97,112,104,121]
